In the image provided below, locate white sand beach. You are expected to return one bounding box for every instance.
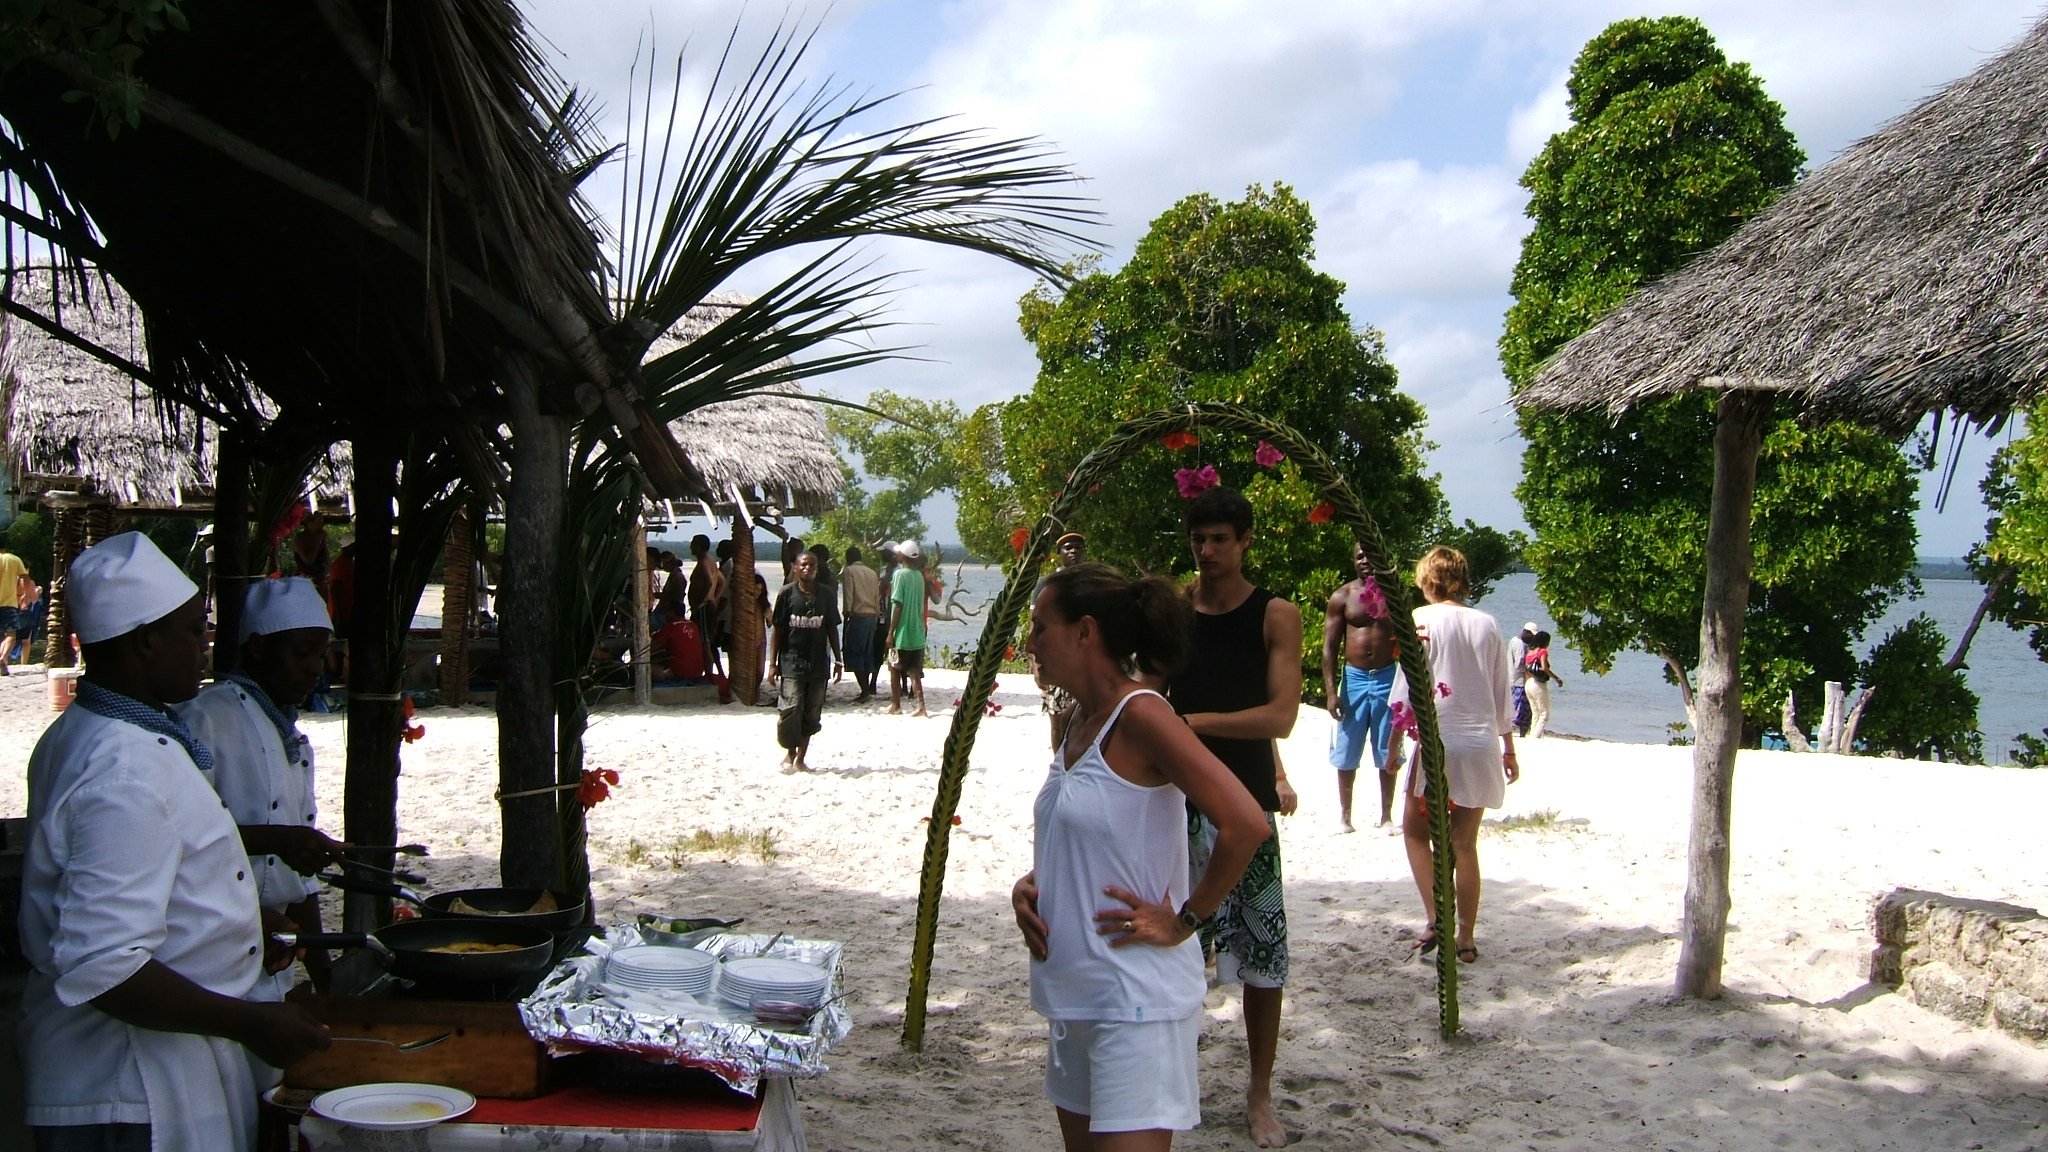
[4,666,2046,1150]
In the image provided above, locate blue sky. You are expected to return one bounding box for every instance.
[526,0,2042,556]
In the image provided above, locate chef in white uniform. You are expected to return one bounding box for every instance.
[17,532,330,1152]
[178,577,344,1000]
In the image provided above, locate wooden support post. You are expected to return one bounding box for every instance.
[631,515,651,706]
[342,422,402,933]
[1676,390,1770,1000]
[497,359,567,890]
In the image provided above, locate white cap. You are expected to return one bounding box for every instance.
[1523,622,1540,634]
[240,577,333,644]
[69,532,199,644]
[896,540,922,561]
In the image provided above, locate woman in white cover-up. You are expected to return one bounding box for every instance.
[1011,563,1267,1151]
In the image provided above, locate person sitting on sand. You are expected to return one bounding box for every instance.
[1400,545,1518,966]
[1323,544,1404,833]
[1012,562,1266,1152]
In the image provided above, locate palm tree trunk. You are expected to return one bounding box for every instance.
[1676,390,1770,999]
[212,431,252,675]
[439,505,474,705]
[732,529,761,705]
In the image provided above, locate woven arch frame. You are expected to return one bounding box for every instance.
[900,402,1460,1045]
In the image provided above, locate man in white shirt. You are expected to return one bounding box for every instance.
[18,533,329,1152]
[179,578,346,999]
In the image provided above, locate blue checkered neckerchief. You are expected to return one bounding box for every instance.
[74,679,217,774]
[222,670,308,764]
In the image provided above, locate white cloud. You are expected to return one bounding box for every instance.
[1504,72,1570,168]
[1316,161,1528,299]
[518,0,2042,553]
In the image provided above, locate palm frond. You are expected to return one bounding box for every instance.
[613,22,1096,353]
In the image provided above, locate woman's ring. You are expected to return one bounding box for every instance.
[1124,920,1134,932]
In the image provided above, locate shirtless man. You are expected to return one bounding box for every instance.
[687,535,726,677]
[1323,544,1405,833]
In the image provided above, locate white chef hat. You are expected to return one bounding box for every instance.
[239,577,333,644]
[69,531,200,644]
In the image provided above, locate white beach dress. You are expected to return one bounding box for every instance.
[1401,601,1514,810]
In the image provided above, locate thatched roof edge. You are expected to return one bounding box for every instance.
[1516,17,2048,432]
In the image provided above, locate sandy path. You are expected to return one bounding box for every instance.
[2,666,2044,1149]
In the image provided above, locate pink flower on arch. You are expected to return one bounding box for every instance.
[1356,573,1387,620]
[1254,440,1284,467]
[1175,465,1220,499]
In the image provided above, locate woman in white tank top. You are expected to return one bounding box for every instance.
[1012,563,1268,1149]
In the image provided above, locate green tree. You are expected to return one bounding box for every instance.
[1975,399,2048,660]
[1436,520,1526,605]
[961,184,1444,610]
[1857,615,1982,762]
[1502,16,1918,735]
[812,390,964,555]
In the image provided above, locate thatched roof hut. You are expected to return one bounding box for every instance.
[648,295,841,520]
[1,269,348,512]
[1516,17,2048,432]
[1508,17,2048,1003]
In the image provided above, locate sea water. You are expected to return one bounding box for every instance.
[912,566,2045,765]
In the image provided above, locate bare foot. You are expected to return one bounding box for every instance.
[913,708,928,718]
[1338,820,1355,834]
[886,706,901,715]
[1248,1093,1287,1148]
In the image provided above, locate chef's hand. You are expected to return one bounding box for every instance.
[260,908,303,975]
[1012,871,1048,962]
[240,1001,331,1069]
[249,825,348,875]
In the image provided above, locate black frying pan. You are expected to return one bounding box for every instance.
[319,873,586,931]
[284,918,556,984]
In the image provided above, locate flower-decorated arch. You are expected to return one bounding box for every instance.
[902,403,1463,1045]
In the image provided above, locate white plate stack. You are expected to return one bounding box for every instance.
[718,956,832,1009]
[605,945,718,997]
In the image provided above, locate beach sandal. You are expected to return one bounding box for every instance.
[1456,945,1479,964]
[1409,925,1438,962]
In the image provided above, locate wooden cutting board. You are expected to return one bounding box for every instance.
[283,995,557,1099]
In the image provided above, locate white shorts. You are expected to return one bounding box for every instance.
[1044,1015,1201,1132]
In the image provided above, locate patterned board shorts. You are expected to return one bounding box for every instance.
[1187,809,1287,986]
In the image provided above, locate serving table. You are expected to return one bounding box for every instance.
[270,1071,805,1151]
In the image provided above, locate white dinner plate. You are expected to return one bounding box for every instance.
[309,1082,477,1130]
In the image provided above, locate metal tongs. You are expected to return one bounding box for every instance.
[343,843,430,857]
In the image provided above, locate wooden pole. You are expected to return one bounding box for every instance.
[497,358,568,890]
[341,422,401,933]
[631,514,652,705]
[1676,390,1770,999]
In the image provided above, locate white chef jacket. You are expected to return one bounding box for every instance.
[18,703,266,1151]
[177,681,322,913]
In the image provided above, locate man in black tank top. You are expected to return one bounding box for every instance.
[1168,486,1302,1149]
